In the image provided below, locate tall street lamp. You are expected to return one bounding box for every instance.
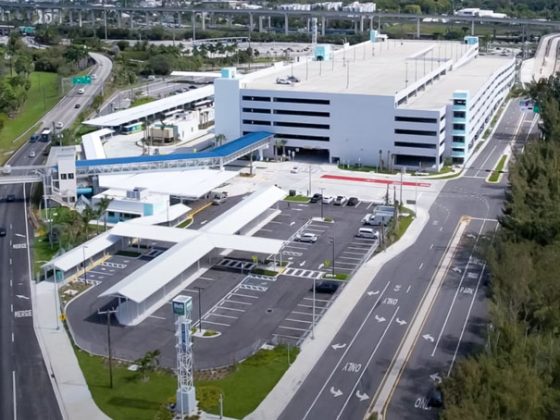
[195,286,203,333]
[330,236,335,277]
[82,245,88,283]
[320,187,325,219]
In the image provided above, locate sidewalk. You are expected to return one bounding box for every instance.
[247,205,430,420]
[32,280,110,420]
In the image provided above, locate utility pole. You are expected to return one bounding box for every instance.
[331,236,335,277]
[308,164,312,196]
[320,187,324,219]
[195,286,203,332]
[97,307,117,388]
[400,167,405,207]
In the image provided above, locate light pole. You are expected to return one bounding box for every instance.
[82,245,88,283]
[330,236,335,277]
[308,164,312,197]
[320,187,324,219]
[219,392,224,419]
[311,276,316,339]
[97,307,117,388]
[195,286,203,332]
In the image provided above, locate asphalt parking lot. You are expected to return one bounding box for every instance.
[66,196,383,367]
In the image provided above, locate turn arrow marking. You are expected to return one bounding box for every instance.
[367,290,380,296]
[396,318,407,326]
[331,343,347,350]
[356,390,370,401]
[330,386,343,398]
[374,315,386,323]
[422,334,435,342]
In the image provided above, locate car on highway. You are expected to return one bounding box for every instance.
[74,103,81,109]
[334,195,348,206]
[295,232,318,243]
[322,195,334,204]
[55,121,64,129]
[77,88,85,94]
[28,150,36,158]
[189,85,197,90]
[310,193,322,203]
[91,74,97,79]
[0,227,6,237]
[427,387,444,408]
[29,134,39,143]
[312,280,340,294]
[6,194,15,202]
[290,166,299,174]
[348,197,360,206]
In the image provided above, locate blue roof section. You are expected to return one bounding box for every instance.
[75,131,273,168]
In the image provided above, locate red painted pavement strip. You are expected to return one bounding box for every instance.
[321,174,431,188]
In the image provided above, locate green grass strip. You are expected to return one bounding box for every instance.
[488,154,507,183]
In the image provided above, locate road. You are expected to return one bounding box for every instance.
[0,52,112,420]
[278,100,536,420]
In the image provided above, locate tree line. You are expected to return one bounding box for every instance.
[441,76,560,418]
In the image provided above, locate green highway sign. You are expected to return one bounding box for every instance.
[72,75,92,85]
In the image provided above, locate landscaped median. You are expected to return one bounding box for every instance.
[74,344,298,420]
[487,154,509,183]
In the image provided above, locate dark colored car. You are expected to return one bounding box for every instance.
[74,103,81,109]
[348,197,360,206]
[312,280,340,294]
[6,194,15,202]
[310,193,323,203]
[29,134,39,143]
[427,387,444,408]
[0,227,6,237]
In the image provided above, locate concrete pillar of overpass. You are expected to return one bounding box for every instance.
[116,11,122,28]
[78,10,82,27]
[258,148,264,160]
[360,16,364,32]
[191,12,196,40]
[258,15,263,33]
[91,10,95,26]
[284,14,289,35]
[353,19,358,34]
[129,12,134,29]
[249,13,253,32]
[416,17,420,39]
[321,16,325,36]
[226,15,232,27]
[68,10,72,25]
[471,19,475,35]
[159,11,164,26]
[369,16,373,31]
[145,11,150,27]
[1,9,4,23]
[201,12,206,31]
[307,17,310,33]
[59,9,63,24]
[177,12,181,28]
[268,16,271,30]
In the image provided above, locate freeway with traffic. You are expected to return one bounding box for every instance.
[0,52,112,420]
[277,99,537,420]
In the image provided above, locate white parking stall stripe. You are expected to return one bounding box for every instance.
[284,245,309,250]
[339,256,362,261]
[336,267,354,271]
[208,313,238,319]
[218,306,246,312]
[343,251,366,256]
[285,318,313,324]
[198,277,215,281]
[230,292,259,299]
[278,325,309,332]
[292,310,314,316]
[224,299,252,305]
[336,261,358,266]
[273,333,301,340]
[203,320,231,327]
[303,297,331,303]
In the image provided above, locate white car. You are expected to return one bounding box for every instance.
[290,166,299,174]
[77,88,85,94]
[334,195,348,206]
[55,121,64,129]
[322,196,334,204]
[295,232,318,243]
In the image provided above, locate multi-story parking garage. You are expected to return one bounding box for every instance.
[214,36,515,170]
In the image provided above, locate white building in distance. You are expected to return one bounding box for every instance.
[214,36,514,171]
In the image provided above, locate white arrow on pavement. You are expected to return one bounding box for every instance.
[330,386,343,398]
[374,315,386,323]
[396,318,407,326]
[15,295,29,300]
[331,343,347,350]
[367,290,380,296]
[318,263,324,269]
[299,261,306,267]
[355,390,370,402]
[430,373,442,384]
[422,334,435,342]
[14,233,25,238]
[452,267,462,274]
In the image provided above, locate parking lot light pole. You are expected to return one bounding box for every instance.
[320,187,324,219]
[82,245,88,283]
[196,287,203,333]
[312,277,316,340]
[308,164,312,197]
[331,236,335,277]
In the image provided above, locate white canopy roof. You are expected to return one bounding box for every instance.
[98,169,237,199]
[81,128,112,160]
[171,71,221,78]
[84,85,214,127]
[202,185,285,234]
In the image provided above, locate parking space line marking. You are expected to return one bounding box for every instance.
[203,320,230,327]
[343,251,366,256]
[284,245,309,250]
[224,299,252,305]
[273,333,301,340]
[335,267,354,271]
[348,246,369,250]
[230,293,259,299]
[198,277,215,281]
[339,256,362,261]
[298,303,328,309]
[336,262,358,266]
[217,306,246,312]
[148,315,166,320]
[269,221,283,224]
[88,270,110,276]
[292,311,314,316]
[208,313,237,319]
[285,318,313,324]
[278,325,309,332]
[303,297,331,303]
[366,202,374,209]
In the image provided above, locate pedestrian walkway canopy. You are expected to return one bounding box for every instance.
[83,85,214,128]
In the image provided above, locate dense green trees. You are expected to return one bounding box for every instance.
[441,76,560,419]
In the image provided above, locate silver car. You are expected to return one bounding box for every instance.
[295,232,318,243]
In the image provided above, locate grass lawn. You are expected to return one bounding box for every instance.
[131,96,156,107]
[488,154,507,183]
[33,233,60,276]
[284,195,309,203]
[0,72,61,162]
[75,344,298,420]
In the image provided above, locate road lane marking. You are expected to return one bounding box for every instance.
[301,281,391,420]
[278,325,308,332]
[430,220,487,357]
[12,370,16,420]
[336,307,400,419]
[418,263,424,270]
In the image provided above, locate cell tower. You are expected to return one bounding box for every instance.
[311,17,318,46]
[172,295,196,418]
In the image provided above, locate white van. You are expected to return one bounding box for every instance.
[357,227,379,239]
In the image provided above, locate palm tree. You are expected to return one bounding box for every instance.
[81,207,97,241]
[96,197,113,233]
[215,134,226,147]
